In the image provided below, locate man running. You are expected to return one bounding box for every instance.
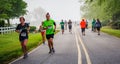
[16,17,30,59]
[95,19,102,35]
[60,20,65,34]
[43,12,56,53]
[80,19,86,36]
[68,20,72,33]
[39,22,46,44]
[92,19,96,32]
[64,20,67,30]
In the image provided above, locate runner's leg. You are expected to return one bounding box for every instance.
[98,27,100,35]
[42,33,45,44]
[49,38,55,53]
[21,39,28,59]
[48,39,52,53]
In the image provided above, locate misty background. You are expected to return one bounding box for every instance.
[10,0,82,28]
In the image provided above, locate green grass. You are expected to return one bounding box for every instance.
[0,30,60,64]
[0,33,42,64]
[101,26,120,38]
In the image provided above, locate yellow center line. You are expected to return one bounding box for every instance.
[74,25,82,64]
[74,24,92,64]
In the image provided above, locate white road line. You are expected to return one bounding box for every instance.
[74,26,82,64]
[76,29,92,64]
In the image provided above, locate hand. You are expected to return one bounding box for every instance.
[54,29,56,32]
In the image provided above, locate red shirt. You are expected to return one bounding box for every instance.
[80,21,86,28]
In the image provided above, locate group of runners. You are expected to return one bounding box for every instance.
[60,19,72,34]
[15,12,102,59]
[80,18,102,36]
[16,13,56,59]
[92,18,102,35]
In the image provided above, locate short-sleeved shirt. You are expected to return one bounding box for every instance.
[68,21,72,26]
[43,19,55,35]
[80,21,86,28]
[16,23,29,37]
[92,20,96,27]
[60,21,64,26]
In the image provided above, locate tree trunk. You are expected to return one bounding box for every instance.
[7,19,10,26]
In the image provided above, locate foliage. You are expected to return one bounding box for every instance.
[80,0,120,22]
[30,26,37,32]
[0,0,27,26]
[101,26,120,38]
[0,20,5,27]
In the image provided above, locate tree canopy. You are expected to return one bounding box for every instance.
[80,0,120,21]
[0,0,27,26]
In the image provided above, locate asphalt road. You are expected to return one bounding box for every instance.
[10,29,78,64]
[10,25,120,64]
[75,25,120,64]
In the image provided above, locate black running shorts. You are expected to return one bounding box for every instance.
[46,34,54,40]
[81,28,85,32]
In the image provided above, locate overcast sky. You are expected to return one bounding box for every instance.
[24,0,81,21]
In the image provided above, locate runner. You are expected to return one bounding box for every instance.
[95,19,102,35]
[60,20,65,34]
[15,17,30,59]
[39,22,46,44]
[64,20,67,30]
[68,20,72,33]
[80,19,86,36]
[92,19,96,32]
[43,12,56,54]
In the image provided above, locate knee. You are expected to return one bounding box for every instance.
[21,43,26,47]
[48,38,53,43]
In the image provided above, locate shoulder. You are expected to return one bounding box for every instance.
[43,20,47,23]
[43,19,47,22]
[17,24,21,27]
[50,19,55,22]
[25,23,28,25]
[25,23,29,26]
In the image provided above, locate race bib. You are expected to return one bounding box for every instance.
[48,26,52,29]
[21,32,26,37]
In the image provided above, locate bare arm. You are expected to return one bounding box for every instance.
[15,30,20,33]
[27,27,30,33]
[54,22,56,32]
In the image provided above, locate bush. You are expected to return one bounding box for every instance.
[0,20,5,27]
[101,20,109,26]
[30,26,36,32]
[108,20,120,29]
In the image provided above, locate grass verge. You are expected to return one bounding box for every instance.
[0,33,42,64]
[101,26,120,38]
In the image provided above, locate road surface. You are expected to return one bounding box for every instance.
[10,25,120,64]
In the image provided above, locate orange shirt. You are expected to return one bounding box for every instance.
[80,21,86,28]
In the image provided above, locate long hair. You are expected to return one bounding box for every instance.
[97,19,100,22]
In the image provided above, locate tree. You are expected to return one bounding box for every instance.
[0,0,27,26]
[80,0,120,21]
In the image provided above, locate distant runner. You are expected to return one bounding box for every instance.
[68,20,72,33]
[43,13,56,54]
[39,22,46,44]
[60,20,65,34]
[95,19,102,35]
[64,20,67,30]
[92,19,96,32]
[16,17,30,59]
[80,19,86,36]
